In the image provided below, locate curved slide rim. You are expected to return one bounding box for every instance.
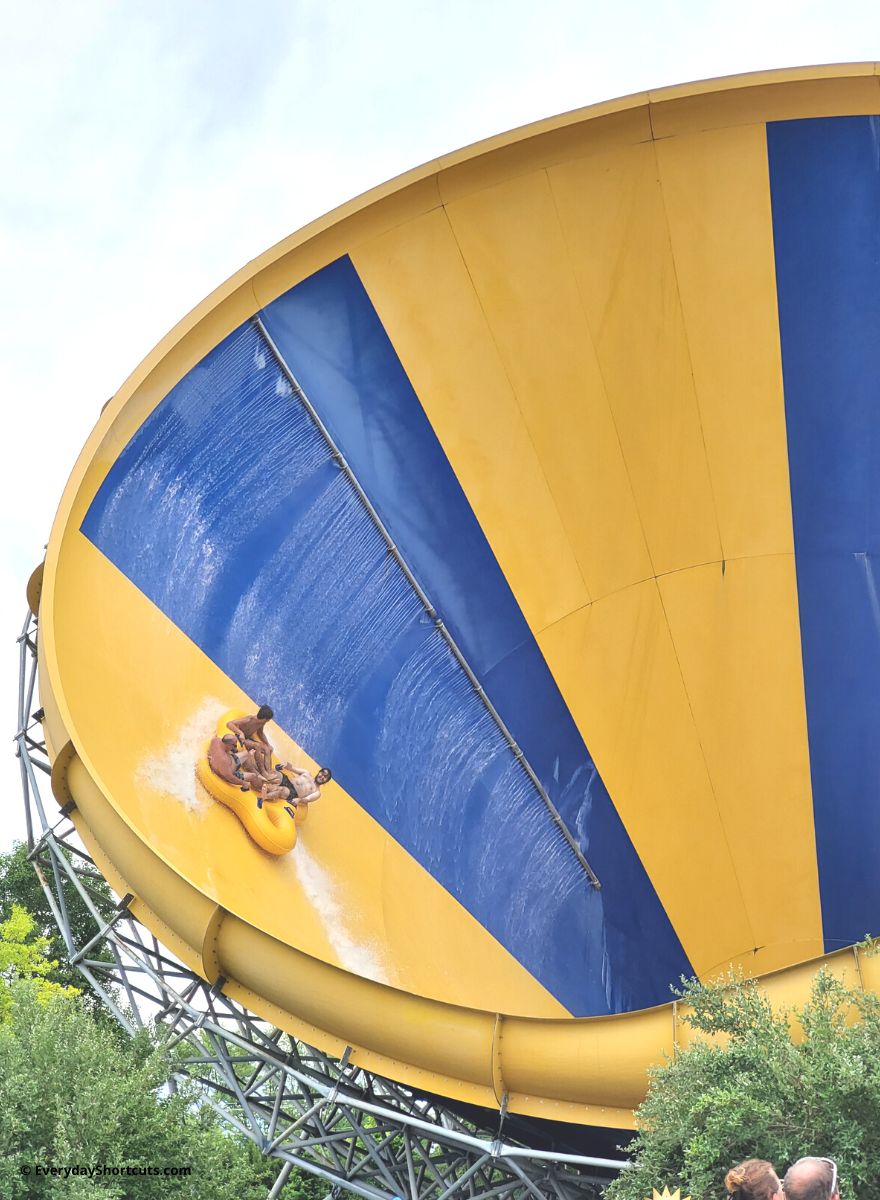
[37,64,880,1130]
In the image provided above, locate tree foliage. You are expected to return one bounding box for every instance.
[0,850,330,1198]
[607,967,880,1200]
[0,843,115,1013]
[0,904,79,1020]
[0,983,326,1199]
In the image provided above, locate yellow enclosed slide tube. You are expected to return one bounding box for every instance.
[39,721,880,1131]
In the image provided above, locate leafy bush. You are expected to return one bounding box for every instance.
[0,904,79,1020]
[607,967,880,1200]
[0,983,325,1198]
[0,843,116,1016]
[0,858,330,1199]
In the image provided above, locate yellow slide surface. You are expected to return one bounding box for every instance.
[36,65,880,1131]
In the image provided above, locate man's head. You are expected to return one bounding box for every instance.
[316,767,332,786]
[257,705,274,721]
[782,1158,839,1200]
[221,734,237,747]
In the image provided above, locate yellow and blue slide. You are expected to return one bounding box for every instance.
[36,65,880,1134]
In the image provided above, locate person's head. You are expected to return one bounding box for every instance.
[315,767,332,786]
[725,1159,783,1200]
[782,1158,839,1200]
[257,705,274,721]
[221,734,237,747]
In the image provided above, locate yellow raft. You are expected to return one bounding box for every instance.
[195,709,307,856]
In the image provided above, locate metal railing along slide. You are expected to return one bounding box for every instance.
[14,606,626,1200]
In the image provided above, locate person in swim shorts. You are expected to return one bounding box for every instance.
[207,734,250,790]
[277,764,332,805]
[227,705,275,775]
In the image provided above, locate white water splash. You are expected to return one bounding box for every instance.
[856,551,880,638]
[134,696,229,813]
[288,842,390,985]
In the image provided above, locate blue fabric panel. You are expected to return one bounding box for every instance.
[768,115,880,948]
[83,265,691,1014]
[260,259,691,1007]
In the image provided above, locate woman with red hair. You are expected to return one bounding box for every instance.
[725,1160,784,1200]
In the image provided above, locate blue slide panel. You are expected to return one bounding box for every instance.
[768,115,880,948]
[83,259,691,1013]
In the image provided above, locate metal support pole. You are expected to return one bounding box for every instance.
[15,606,624,1200]
[251,316,600,892]
[268,1162,294,1199]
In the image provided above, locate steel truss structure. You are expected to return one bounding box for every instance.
[15,608,626,1200]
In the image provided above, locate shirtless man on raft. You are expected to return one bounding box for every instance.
[206,734,294,802]
[244,763,333,805]
[278,764,333,804]
[215,706,333,807]
[227,705,275,776]
[207,733,251,790]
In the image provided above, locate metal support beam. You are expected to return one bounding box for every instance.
[15,608,623,1199]
[251,317,600,891]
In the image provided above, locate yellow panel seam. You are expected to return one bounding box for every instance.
[652,575,758,956]
[535,599,592,638]
[652,549,794,585]
[349,200,446,262]
[543,166,657,582]
[700,937,827,979]
[536,552,798,636]
[438,202,594,605]
[649,123,819,960]
[651,138,726,566]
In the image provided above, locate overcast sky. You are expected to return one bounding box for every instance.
[3,0,880,850]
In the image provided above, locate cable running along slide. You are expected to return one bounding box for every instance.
[31,65,880,1141]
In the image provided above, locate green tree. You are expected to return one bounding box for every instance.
[0,851,332,1197]
[0,904,79,1020]
[0,842,116,1013]
[0,984,326,1199]
[607,968,880,1200]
